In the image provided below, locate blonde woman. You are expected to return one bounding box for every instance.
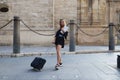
[54,19,68,70]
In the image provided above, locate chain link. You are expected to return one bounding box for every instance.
[114,25,120,33]
[67,23,108,37]
[0,19,108,37]
[20,20,55,36]
[0,19,13,30]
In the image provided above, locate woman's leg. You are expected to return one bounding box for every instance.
[56,45,62,65]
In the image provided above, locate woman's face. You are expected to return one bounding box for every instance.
[60,20,65,27]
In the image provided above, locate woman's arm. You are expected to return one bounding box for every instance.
[64,31,68,39]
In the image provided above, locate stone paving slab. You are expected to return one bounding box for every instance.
[0,53,120,80]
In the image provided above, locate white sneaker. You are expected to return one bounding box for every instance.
[55,64,60,70]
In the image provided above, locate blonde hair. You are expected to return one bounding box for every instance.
[60,19,66,26]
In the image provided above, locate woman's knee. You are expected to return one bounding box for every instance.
[56,45,61,49]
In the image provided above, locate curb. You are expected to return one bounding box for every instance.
[0,50,120,58]
[76,50,120,54]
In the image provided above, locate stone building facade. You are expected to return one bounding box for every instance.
[0,0,120,46]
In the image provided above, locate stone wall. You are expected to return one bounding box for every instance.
[54,0,77,29]
[0,0,77,46]
[76,0,109,45]
[77,27,109,46]
[0,0,119,46]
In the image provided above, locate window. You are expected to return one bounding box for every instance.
[0,4,9,12]
[0,7,9,12]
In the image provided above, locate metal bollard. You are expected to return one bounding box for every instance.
[109,23,115,51]
[117,55,120,68]
[69,20,75,52]
[13,16,20,54]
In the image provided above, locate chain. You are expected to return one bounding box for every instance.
[114,24,120,33]
[67,23,108,37]
[78,26,108,37]
[20,20,55,36]
[0,19,13,30]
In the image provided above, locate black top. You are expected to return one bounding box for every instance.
[55,29,65,48]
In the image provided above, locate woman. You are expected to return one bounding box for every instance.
[54,19,68,70]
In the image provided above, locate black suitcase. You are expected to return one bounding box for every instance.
[117,55,120,68]
[31,57,46,70]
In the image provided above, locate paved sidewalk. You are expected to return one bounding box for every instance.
[0,53,120,80]
[0,45,111,53]
[1,45,120,53]
[0,45,120,57]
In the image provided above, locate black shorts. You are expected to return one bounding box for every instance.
[55,38,64,48]
[55,29,65,48]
